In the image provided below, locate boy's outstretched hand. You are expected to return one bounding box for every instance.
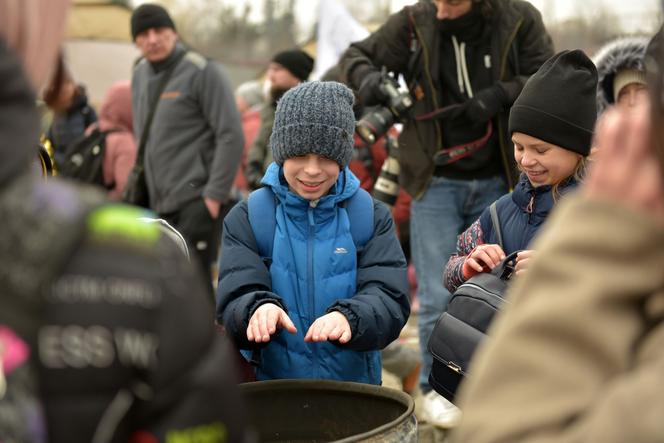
[304,311,352,344]
[247,303,297,343]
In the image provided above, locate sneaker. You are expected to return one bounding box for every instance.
[420,390,462,429]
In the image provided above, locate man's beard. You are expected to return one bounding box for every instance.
[269,85,291,106]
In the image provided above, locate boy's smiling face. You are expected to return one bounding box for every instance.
[283,154,340,200]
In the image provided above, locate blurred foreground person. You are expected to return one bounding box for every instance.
[450,33,664,443]
[0,1,249,442]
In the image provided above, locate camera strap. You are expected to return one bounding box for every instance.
[414,103,494,165]
[434,119,493,166]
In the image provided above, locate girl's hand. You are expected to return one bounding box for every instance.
[246,303,297,343]
[463,244,506,278]
[304,311,352,344]
[515,250,535,276]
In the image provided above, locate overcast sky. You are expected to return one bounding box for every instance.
[135,0,662,36]
[389,0,660,23]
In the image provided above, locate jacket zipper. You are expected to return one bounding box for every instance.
[307,200,318,378]
[526,192,535,223]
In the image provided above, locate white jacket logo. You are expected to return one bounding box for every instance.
[334,247,348,254]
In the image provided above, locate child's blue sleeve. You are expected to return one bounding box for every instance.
[216,201,285,350]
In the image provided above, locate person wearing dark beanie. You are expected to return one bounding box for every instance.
[271,49,314,82]
[130,2,244,285]
[509,49,598,157]
[130,3,178,63]
[131,3,176,41]
[444,50,599,297]
[245,48,316,190]
[217,81,409,385]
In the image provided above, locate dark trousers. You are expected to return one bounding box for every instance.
[161,198,220,288]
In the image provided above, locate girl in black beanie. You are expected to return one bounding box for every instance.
[444,50,598,292]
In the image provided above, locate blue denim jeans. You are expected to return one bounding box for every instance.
[411,175,507,392]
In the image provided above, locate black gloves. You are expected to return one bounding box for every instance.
[358,71,388,107]
[464,84,508,123]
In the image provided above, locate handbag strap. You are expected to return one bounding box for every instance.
[489,201,504,251]
[134,51,186,167]
[492,250,519,280]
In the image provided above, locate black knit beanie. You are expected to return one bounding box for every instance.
[271,49,315,82]
[131,4,176,40]
[270,81,355,169]
[509,50,598,156]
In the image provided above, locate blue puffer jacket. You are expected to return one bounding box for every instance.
[479,173,579,252]
[216,163,409,384]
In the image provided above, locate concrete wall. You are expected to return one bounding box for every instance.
[64,40,140,107]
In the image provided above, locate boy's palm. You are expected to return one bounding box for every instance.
[247,303,297,343]
[304,312,352,344]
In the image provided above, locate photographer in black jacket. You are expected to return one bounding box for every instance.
[339,0,553,427]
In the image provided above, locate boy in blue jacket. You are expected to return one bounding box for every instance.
[216,81,410,384]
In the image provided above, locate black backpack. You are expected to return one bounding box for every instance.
[428,202,518,402]
[1,176,102,442]
[58,127,113,187]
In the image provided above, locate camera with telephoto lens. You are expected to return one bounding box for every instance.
[355,72,414,145]
[372,135,401,207]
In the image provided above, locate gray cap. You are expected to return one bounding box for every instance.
[235,80,264,109]
[270,81,355,169]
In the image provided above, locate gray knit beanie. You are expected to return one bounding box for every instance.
[270,81,355,169]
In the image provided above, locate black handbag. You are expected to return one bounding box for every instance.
[428,202,518,402]
[123,52,185,208]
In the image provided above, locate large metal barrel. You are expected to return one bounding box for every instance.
[240,379,417,442]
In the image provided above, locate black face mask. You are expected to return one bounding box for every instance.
[436,4,484,38]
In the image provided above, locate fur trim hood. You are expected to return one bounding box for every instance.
[593,36,649,115]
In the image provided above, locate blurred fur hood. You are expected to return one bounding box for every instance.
[594,36,649,115]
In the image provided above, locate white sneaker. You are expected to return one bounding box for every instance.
[420,390,462,429]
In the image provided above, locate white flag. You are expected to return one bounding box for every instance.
[311,0,370,80]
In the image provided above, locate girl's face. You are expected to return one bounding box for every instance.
[283,153,340,200]
[513,132,581,187]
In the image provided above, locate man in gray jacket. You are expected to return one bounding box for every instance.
[130,4,243,284]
